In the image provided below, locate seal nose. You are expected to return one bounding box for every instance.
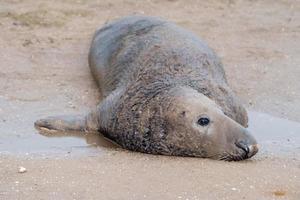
[247,144,259,158]
[235,141,259,159]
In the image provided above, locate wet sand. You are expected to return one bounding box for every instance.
[0,0,300,199]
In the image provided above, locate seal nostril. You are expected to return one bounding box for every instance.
[235,141,250,155]
[245,145,250,154]
[235,141,259,159]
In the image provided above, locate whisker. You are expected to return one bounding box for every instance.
[219,152,232,161]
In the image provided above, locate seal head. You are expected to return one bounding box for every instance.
[163,87,258,160]
[107,86,258,161]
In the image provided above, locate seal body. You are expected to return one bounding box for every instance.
[35,16,258,161]
[89,16,248,125]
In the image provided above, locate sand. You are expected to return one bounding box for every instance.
[0,0,300,199]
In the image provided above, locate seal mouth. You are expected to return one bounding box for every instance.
[219,143,259,161]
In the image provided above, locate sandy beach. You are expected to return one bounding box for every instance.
[0,0,300,199]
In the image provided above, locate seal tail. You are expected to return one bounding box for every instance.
[34,110,99,133]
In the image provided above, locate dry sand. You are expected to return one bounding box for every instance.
[0,0,300,199]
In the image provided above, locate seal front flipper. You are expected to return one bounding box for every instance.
[34,110,99,132]
[34,88,123,134]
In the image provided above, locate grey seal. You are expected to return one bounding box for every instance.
[35,16,258,161]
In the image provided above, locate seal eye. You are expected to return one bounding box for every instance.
[197,117,210,126]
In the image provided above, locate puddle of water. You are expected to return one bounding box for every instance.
[248,111,300,156]
[0,131,116,156]
[0,110,300,157]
